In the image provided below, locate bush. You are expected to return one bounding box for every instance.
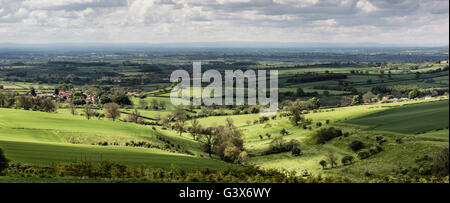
[370,146,383,154]
[319,160,327,169]
[292,146,302,156]
[315,127,343,144]
[432,147,449,176]
[358,151,371,160]
[341,155,354,165]
[0,148,9,174]
[349,141,365,152]
[265,138,300,155]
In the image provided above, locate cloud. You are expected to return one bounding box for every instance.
[0,0,448,45]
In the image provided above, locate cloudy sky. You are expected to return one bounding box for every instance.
[0,0,448,45]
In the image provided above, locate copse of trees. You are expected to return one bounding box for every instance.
[286,97,320,126]
[98,88,132,106]
[265,137,300,155]
[0,91,15,107]
[315,127,343,144]
[13,95,57,112]
[349,141,365,152]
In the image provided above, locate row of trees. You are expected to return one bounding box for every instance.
[0,93,58,113]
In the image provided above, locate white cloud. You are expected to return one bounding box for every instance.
[356,0,377,13]
[0,0,447,45]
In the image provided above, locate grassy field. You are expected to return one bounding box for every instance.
[345,100,449,134]
[0,95,448,179]
[0,108,229,169]
[233,98,449,178]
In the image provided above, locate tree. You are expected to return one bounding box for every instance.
[172,105,187,124]
[351,95,362,106]
[174,121,185,136]
[296,88,305,97]
[327,151,338,168]
[83,104,96,120]
[319,160,327,169]
[30,86,36,96]
[41,97,57,112]
[289,106,304,126]
[110,88,132,105]
[362,91,375,103]
[127,109,141,124]
[408,89,422,99]
[16,95,33,110]
[69,103,77,115]
[349,141,365,152]
[432,147,449,176]
[213,125,245,163]
[315,127,343,144]
[225,117,234,129]
[0,148,9,174]
[189,118,201,140]
[172,106,187,136]
[0,92,6,107]
[199,127,217,158]
[104,102,120,121]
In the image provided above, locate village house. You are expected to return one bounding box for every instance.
[126,92,140,97]
[57,91,98,104]
[36,93,55,99]
[58,91,74,103]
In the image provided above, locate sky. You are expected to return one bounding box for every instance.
[0,0,448,46]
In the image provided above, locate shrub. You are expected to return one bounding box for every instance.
[280,128,289,136]
[370,146,383,154]
[358,151,371,160]
[432,147,449,176]
[265,138,300,155]
[349,141,365,152]
[292,146,302,156]
[319,160,327,169]
[0,148,9,174]
[376,136,384,142]
[315,127,343,144]
[341,155,354,165]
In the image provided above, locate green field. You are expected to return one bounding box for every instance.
[0,108,229,169]
[345,100,449,134]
